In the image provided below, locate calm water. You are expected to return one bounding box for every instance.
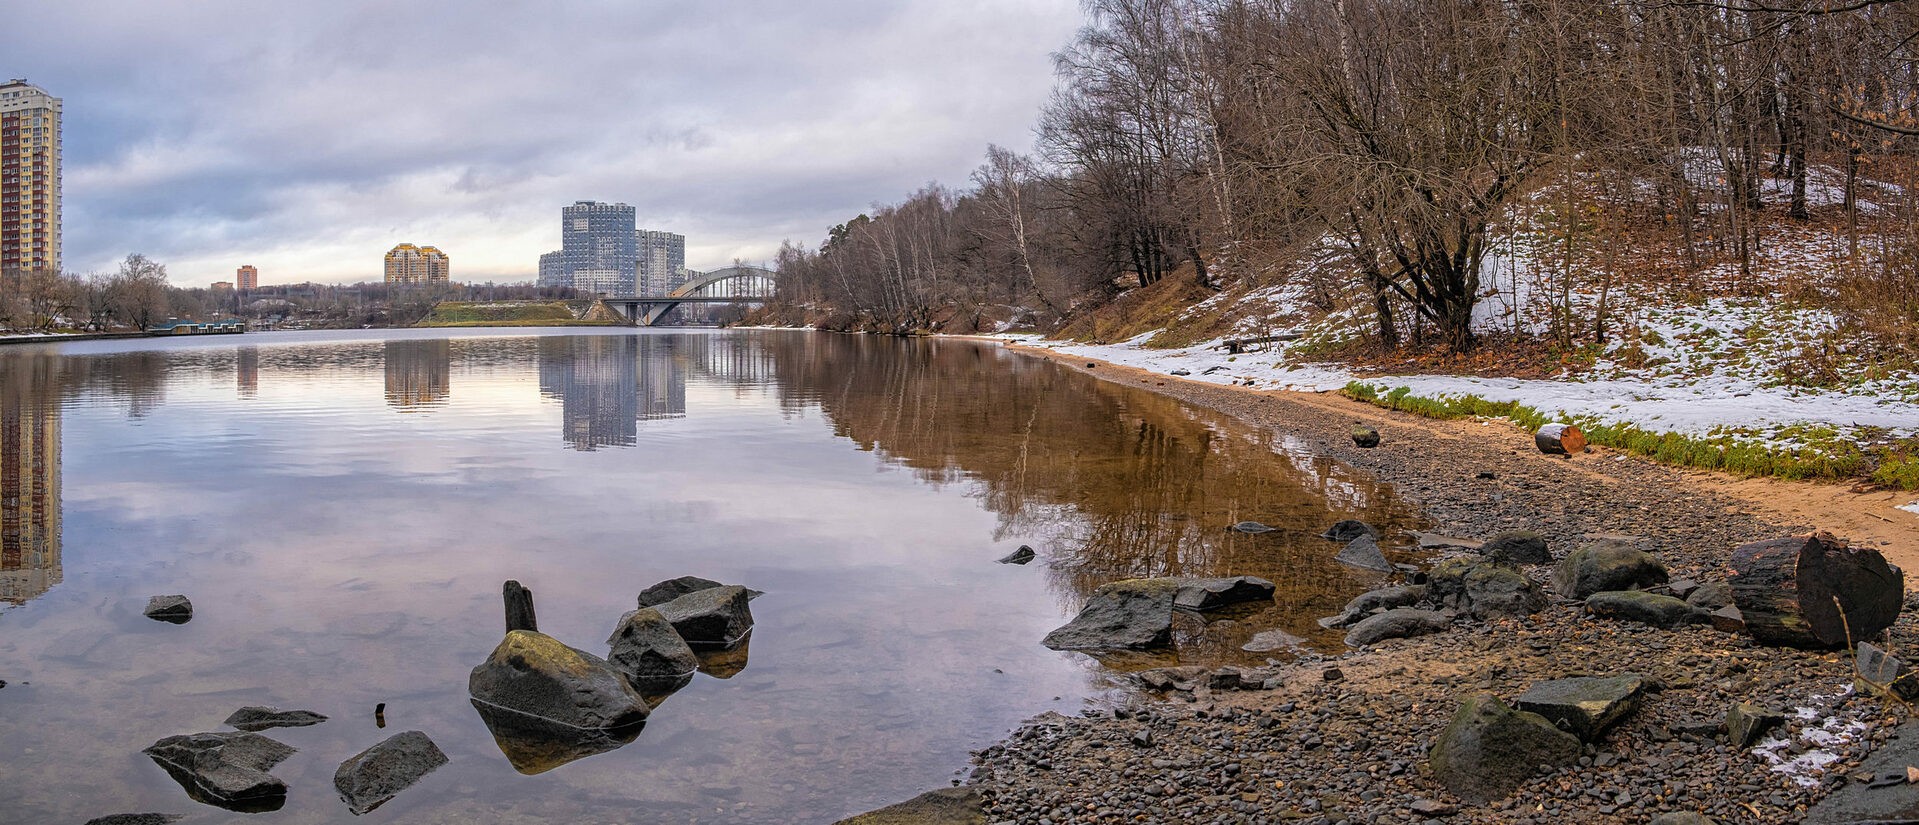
[0,329,1420,824]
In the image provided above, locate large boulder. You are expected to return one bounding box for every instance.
[1461,564,1547,620]
[1513,674,1646,741]
[1335,535,1395,573]
[654,585,755,647]
[1429,694,1582,804]
[606,607,699,685]
[1344,608,1451,647]
[1586,590,1706,628]
[1553,543,1668,599]
[143,731,295,812]
[468,630,649,731]
[1172,576,1275,611]
[223,707,327,732]
[333,730,449,815]
[1480,531,1551,566]
[1043,579,1177,650]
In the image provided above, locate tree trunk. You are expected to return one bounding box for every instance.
[503,580,538,633]
[1729,533,1904,649]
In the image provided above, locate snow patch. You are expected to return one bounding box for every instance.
[1899,501,1919,517]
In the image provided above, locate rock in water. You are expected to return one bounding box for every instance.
[606,607,699,684]
[996,546,1037,564]
[1242,628,1308,652]
[1429,694,1581,804]
[144,595,193,624]
[470,699,642,775]
[468,630,649,731]
[333,730,449,815]
[1320,520,1380,541]
[1335,535,1395,573]
[1513,674,1646,741]
[223,707,328,732]
[1585,590,1707,628]
[1352,427,1381,448]
[1553,543,1668,599]
[1480,530,1551,566]
[1726,702,1785,748]
[1172,576,1275,610]
[1229,521,1277,534]
[637,576,724,608]
[1534,423,1587,455]
[1730,532,1904,649]
[832,787,985,824]
[653,585,754,647]
[1319,585,1428,629]
[1804,720,1919,824]
[143,731,295,812]
[83,815,183,825]
[1344,608,1451,646]
[1043,579,1177,650]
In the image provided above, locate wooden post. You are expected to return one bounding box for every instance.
[504,580,538,633]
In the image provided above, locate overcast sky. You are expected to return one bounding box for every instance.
[8,0,1084,287]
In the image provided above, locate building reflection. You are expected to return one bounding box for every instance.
[1,355,61,605]
[236,346,259,399]
[540,337,639,450]
[384,339,451,411]
[636,336,687,422]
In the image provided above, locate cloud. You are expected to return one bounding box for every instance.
[11,0,1083,285]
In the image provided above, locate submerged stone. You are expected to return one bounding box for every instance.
[1172,576,1275,611]
[223,706,328,732]
[1334,535,1395,573]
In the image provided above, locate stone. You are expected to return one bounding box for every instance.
[1335,535,1395,574]
[1042,579,1177,650]
[1460,564,1547,620]
[1409,531,1484,551]
[1805,720,1919,824]
[83,816,183,825]
[1343,584,1426,616]
[333,730,449,815]
[1480,530,1550,566]
[1321,520,1380,541]
[996,546,1037,564]
[1709,605,1746,634]
[637,576,763,609]
[1585,590,1707,628]
[1344,608,1451,647]
[1553,543,1668,599]
[832,787,986,825]
[1409,799,1457,817]
[144,595,193,624]
[1170,368,1190,376]
[467,630,649,731]
[1352,427,1381,448]
[1172,576,1275,611]
[143,731,295,812]
[1726,702,1785,748]
[606,607,699,684]
[1649,814,1717,825]
[1243,628,1309,653]
[1513,674,1646,741]
[1684,581,1733,609]
[1429,694,1581,804]
[470,699,642,775]
[654,585,755,647]
[1230,521,1277,534]
[1665,577,1701,599]
[223,707,328,732]
[1855,642,1919,702]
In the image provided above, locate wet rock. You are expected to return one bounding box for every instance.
[1726,702,1785,748]
[1321,519,1380,541]
[1553,543,1668,599]
[333,730,448,815]
[1344,608,1451,647]
[144,595,193,624]
[1428,694,1581,804]
[1335,535,1395,574]
[832,787,985,824]
[1805,720,1919,824]
[1242,628,1308,652]
[1685,581,1733,609]
[1513,673,1646,741]
[1480,530,1550,566]
[1344,584,1427,617]
[223,707,328,732]
[1585,590,1706,628]
[143,731,295,812]
[996,546,1037,564]
[654,585,755,647]
[637,576,763,609]
[1352,427,1380,448]
[468,630,649,731]
[1409,531,1484,551]
[83,815,182,825]
[1043,579,1176,650]
[606,607,699,685]
[1230,521,1277,534]
[1172,576,1275,611]
[470,700,642,775]
[1460,564,1546,620]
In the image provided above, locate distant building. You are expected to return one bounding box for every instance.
[211,281,234,291]
[636,229,686,297]
[236,265,258,290]
[385,243,450,286]
[538,201,636,296]
[1,79,62,274]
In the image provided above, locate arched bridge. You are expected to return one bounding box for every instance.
[603,265,778,326]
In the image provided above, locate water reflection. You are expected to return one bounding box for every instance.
[385,339,451,411]
[470,700,645,775]
[237,346,259,399]
[0,354,61,605]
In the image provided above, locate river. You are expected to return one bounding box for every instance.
[0,328,1419,824]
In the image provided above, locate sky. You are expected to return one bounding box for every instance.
[7,0,1085,287]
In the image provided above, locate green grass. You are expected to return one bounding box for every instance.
[1341,381,1918,489]
[417,301,611,327]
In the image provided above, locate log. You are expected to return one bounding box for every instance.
[1533,423,1587,455]
[1728,533,1903,649]
[503,580,538,633]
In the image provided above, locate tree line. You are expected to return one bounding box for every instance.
[775,0,1919,353]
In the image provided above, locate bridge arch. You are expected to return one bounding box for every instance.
[668,265,778,299]
[604,264,779,326]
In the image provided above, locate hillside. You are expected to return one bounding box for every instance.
[417,300,625,327]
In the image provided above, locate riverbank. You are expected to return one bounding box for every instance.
[0,331,151,346]
[951,342,1919,824]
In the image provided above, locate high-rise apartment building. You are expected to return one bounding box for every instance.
[236,265,258,290]
[384,243,449,286]
[636,229,686,297]
[0,80,62,274]
[538,201,636,296]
